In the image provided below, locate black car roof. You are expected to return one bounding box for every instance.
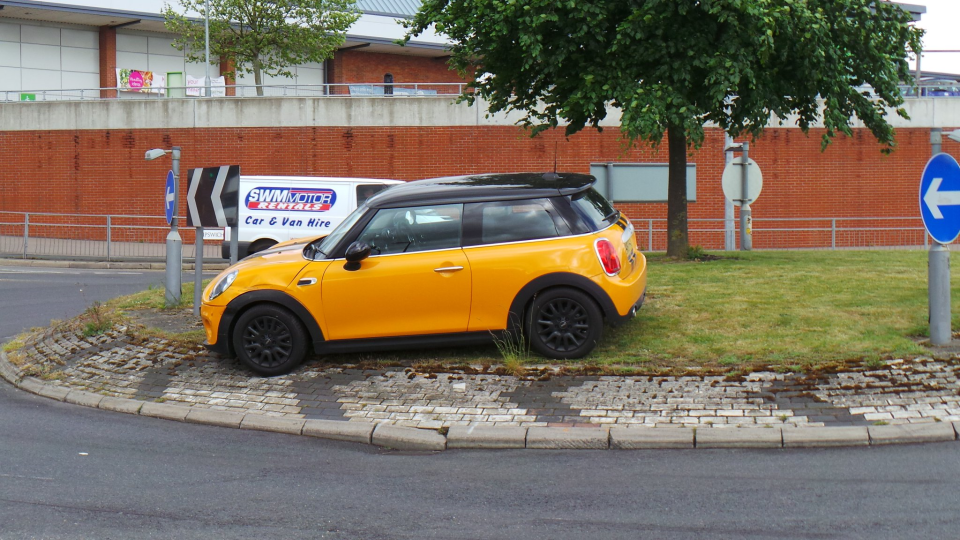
[366,172,596,208]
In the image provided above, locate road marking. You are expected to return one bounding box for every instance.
[0,473,55,481]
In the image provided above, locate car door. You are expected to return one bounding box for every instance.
[320,204,471,341]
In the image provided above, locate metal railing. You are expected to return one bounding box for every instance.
[1,82,469,103]
[2,81,957,103]
[636,217,935,252]
[0,211,943,262]
[0,212,224,262]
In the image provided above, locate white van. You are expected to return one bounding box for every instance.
[224,176,402,259]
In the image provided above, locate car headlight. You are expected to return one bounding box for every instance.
[208,270,238,301]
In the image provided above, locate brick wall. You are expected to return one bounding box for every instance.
[328,50,466,94]
[98,26,117,99]
[0,125,956,248]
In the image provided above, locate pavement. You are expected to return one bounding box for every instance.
[3,258,960,451]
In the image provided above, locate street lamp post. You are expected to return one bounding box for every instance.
[145,146,183,306]
[204,0,211,99]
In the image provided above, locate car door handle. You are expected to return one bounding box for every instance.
[434,266,464,273]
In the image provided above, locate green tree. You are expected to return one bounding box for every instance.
[164,0,360,96]
[405,0,922,257]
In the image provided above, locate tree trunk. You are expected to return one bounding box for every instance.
[665,122,689,258]
[254,56,264,97]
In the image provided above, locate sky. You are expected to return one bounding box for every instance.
[909,0,960,76]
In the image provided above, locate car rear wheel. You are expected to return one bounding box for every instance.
[232,304,307,376]
[528,287,602,359]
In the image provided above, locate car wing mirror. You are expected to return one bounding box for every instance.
[344,241,371,271]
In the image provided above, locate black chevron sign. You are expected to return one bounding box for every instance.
[186,165,240,228]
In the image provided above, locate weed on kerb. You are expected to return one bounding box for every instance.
[82,301,113,337]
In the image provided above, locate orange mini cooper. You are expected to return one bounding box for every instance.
[201,173,647,375]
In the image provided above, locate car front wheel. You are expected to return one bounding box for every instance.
[232,304,308,376]
[528,287,602,359]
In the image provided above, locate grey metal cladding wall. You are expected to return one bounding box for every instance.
[590,163,697,203]
[355,0,422,17]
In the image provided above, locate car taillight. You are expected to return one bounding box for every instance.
[595,238,621,276]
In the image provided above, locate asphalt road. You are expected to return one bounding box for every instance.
[1,264,960,539]
[2,381,960,540]
[0,266,198,341]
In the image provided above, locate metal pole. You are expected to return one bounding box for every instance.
[194,227,204,316]
[230,227,238,264]
[740,141,752,251]
[204,0,212,98]
[106,215,112,261]
[166,147,183,306]
[22,213,29,259]
[930,243,951,345]
[928,128,950,345]
[648,219,654,252]
[605,162,614,201]
[915,53,922,96]
[724,133,735,251]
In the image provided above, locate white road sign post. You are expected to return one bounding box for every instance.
[722,143,763,251]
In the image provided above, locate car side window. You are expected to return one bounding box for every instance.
[356,184,389,205]
[465,199,563,246]
[355,204,463,255]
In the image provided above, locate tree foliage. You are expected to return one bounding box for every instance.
[405,0,922,257]
[164,0,359,96]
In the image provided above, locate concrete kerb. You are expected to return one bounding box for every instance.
[3,349,960,451]
[372,424,447,451]
[695,427,784,449]
[611,426,695,449]
[782,426,870,447]
[303,419,375,444]
[240,414,306,435]
[867,422,958,444]
[527,426,610,449]
[447,425,527,449]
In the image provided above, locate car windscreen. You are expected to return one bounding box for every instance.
[311,204,368,258]
[568,188,619,231]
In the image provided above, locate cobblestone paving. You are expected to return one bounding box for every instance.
[12,326,960,429]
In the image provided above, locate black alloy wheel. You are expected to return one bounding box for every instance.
[528,287,602,360]
[232,304,308,376]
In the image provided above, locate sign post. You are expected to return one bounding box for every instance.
[740,142,752,251]
[919,130,959,345]
[722,144,763,251]
[187,165,240,315]
[146,147,183,306]
[723,134,736,251]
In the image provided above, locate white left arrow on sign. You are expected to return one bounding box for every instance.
[166,186,175,206]
[212,166,229,227]
[923,177,960,219]
[187,168,203,226]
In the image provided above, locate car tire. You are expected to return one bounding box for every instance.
[248,239,277,256]
[527,287,602,359]
[232,304,308,376]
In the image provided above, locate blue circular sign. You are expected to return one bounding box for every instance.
[164,170,176,225]
[920,153,960,245]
